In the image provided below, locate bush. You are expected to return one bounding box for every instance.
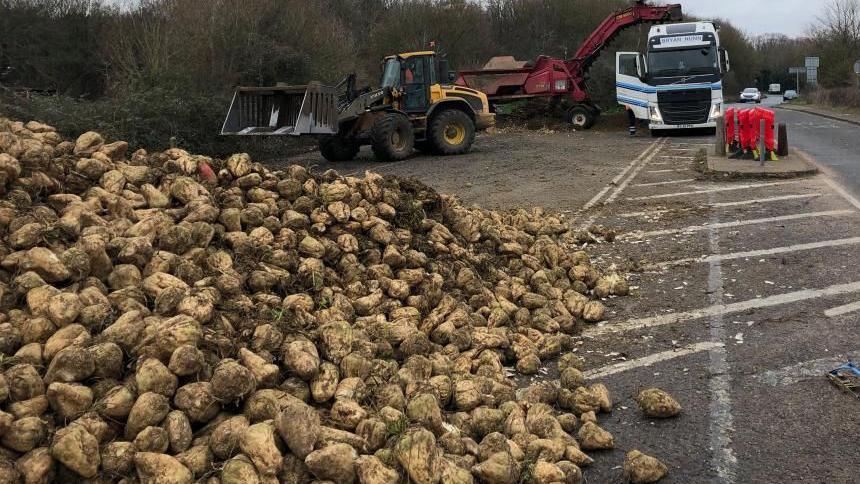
[0,87,312,159]
[807,87,860,109]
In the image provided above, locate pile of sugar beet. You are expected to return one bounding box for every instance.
[0,117,676,484]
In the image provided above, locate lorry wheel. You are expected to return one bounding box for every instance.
[319,135,359,161]
[429,109,475,155]
[566,106,595,129]
[371,113,414,161]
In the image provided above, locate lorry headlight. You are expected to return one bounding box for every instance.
[649,106,662,122]
[710,103,722,119]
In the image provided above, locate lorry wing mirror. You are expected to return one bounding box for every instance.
[720,48,731,72]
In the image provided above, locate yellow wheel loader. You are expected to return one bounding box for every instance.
[221,51,495,162]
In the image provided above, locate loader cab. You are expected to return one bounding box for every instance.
[381,52,438,113]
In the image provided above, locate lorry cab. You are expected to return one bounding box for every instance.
[616,21,729,133]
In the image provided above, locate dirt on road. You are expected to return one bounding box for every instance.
[277,125,653,212]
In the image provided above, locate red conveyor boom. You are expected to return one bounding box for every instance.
[455,2,682,106]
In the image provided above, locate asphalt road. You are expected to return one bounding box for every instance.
[578,134,860,484]
[732,95,860,197]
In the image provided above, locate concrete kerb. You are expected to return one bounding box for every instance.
[700,149,818,180]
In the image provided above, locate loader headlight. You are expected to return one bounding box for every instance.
[710,102,722,119]
[649,106,662,122]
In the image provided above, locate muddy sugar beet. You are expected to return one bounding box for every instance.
[0,117,665,483]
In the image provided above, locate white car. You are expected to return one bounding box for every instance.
[740,88,762,103]
[783,90,798,101]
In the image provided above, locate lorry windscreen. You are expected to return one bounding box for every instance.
[648,47,718,79]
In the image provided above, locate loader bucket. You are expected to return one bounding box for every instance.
[221,82,338,136]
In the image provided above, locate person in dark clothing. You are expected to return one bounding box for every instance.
[626,105,637,136]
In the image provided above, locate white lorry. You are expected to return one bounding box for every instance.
[769,83,781,94]
[616,21,730,134]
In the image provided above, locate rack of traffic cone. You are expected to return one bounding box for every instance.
[724,106,786,162]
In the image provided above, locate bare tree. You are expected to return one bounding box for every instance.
[811,0,860,86]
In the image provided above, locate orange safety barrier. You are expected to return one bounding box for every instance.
[748,107,762,152]
[737,108,751,150]
[758,107,776,153]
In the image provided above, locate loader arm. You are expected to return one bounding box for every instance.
[565,2,682,78]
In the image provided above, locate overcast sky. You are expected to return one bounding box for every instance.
[675,0,823,37]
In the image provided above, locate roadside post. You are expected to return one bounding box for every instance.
[777,123,789,157]
[715,115,726,156]
[789,66,805,93]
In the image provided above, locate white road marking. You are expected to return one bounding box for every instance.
[623,210,855,239]
[603,138,667,204]
[649,236,860,269]
[581,141,660,211]
[756,351,860,386]
[583,280,860,337]
[647,168,689,174]
[633,178,696,187]
[627,181,803,200]
[705,192,737,482]
[711,193,821,207]
[617,207,683,218]
[658,155,693,160]
[616,193,822,219]
[824,301,860,317]
[584,342,723,379]
[821,176,860,211]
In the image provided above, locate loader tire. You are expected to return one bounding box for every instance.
[429,109,475,155]
[371,113,414,162]
[319,135,359,162]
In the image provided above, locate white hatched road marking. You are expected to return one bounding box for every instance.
[627,181,803,200]
[712,193,822,208]
[583,280,860,337]
[633,178,696,187]
[648,236,860,269]
[647,168,689,174]
[616,193,823,218]
[623,210,855,239]
[581,140,661,211]
[584,342,723,379]
[824,301,860,317]
[603,138,668,204]
[705,190,737,482]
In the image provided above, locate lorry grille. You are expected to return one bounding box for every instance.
[657,88,711,125]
